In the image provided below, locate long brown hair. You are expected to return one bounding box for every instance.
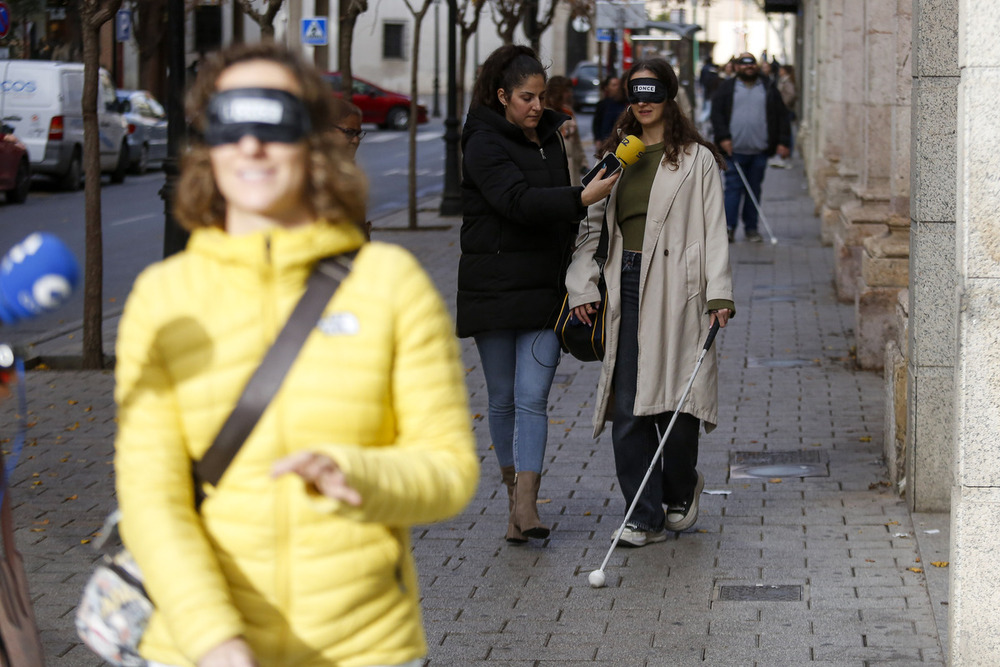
[598,58,724,169]
[176,42,367,231]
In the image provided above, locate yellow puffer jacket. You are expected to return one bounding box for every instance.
[114,221,478,667]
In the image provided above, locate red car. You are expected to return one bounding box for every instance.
[324,72,428,131]
[0,123,30,204]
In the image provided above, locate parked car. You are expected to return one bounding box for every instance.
[323,72,428,130]
[0,61,129,190]
[116,89,168,174]
[0,123,30,204]
[570,61,602,111]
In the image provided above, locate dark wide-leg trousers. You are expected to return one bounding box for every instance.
[610,250,700,531]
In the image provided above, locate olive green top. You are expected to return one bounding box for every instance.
[613,141,734,316]
[615,142,664,252]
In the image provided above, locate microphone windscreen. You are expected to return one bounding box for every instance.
[0,233,80,325]
[615,135,646,166]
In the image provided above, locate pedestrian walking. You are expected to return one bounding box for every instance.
[591,75,627,151]
[710,52,791,243]
[331,97,373,239]
[113,42,479,667]
[545,75,586,186]
[565,58,735,547]
[777,64,798,156]
[457,44,618,544]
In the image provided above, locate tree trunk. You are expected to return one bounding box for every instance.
[338,0,367,96]
[79,0,122,370]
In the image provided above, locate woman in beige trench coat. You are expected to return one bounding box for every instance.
[565,59,735,547]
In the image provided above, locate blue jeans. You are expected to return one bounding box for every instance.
[474,329,561,473]
[723,152,769,233]
[611,251,700,531]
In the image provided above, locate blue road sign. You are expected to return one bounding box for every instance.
[0,3,10,40]
[301,18,329,46]
[596,28,614,43]
[116,9,131,42]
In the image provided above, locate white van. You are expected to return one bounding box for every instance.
[0,61,129,190]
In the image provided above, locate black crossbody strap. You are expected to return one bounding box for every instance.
[193,255,352,491]
[594,202,610,269]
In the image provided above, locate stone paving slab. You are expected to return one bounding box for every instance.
[0,159,951,665]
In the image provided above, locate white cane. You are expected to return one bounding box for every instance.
[732,160,778,246]
[588,320,722,589]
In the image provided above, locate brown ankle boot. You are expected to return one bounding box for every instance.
[500,466,525,543]
[513,470,550,539]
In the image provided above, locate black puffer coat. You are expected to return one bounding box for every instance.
[457,105,587,338]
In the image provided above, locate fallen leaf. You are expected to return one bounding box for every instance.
[66,422,80,431]
[65,494,78,501]
[31,481,42,486]
[549,419,565,425]
[60,457,69,463]
[31,473,39,478]
[80,539,91,545]
[536,498,551,504]
[768,478,783,483]
[886,521,899,526]
[931,561,949,568]
[583,511,591,516]
[865,559,876,563]
[907,567,923,573]
[68,400,78,405]
[84,406,92,413]
[33,519,49,525]
[30,528,44,532]
[472,413,483,421]
[697,529,709,533]
[859,436,872,442]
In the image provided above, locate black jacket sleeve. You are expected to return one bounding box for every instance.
[463,133,587,226]
[709,80,733,145]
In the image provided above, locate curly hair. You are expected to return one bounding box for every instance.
[469,44,546,114]
[175,42,367,231]
[598,58,724,169]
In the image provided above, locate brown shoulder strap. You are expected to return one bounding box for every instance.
[193,255,352,496]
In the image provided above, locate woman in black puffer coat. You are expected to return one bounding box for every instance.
[458,45,618,545]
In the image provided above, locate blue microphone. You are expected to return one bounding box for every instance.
[0,233,80,325]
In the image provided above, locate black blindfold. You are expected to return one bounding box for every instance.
[627,78,669,104]
[203,88,312,146]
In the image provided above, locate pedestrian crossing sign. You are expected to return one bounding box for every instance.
[301,17,328,46]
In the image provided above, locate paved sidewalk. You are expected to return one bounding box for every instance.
[0,159,950,666]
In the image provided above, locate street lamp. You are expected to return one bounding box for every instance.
[439,0,462,216]
[432,0,441,118]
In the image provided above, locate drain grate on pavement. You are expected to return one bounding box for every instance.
[746,356,821,368]
[718,584,803,602]
[729,449,829,479]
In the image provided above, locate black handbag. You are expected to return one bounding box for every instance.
[555,212,609,362]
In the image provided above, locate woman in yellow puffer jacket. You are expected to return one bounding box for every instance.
[113,43,479,667]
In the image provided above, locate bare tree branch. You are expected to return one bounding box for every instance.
[234,0,285,39]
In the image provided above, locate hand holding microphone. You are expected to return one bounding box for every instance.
[0,233,80,326]
[580,135,646,206]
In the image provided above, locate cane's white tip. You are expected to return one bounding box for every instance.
[588,570,606,588]
[771,238,778,245]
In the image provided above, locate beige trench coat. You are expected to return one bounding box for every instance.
[565,143,734,437]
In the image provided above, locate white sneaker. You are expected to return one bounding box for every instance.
[769,156,788,168]
[613,524,667,548]
[665,471,705,532]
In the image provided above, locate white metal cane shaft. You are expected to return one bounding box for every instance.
[596,346,711,574]
[732,160,778,245]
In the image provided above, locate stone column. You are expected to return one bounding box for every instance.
[853,0,911,371]
[907,0,957,512]
[949,2,1000,662]
[830,0,876,297]
[803,0,843,209]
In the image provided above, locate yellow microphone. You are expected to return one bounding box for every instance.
[582,135,647,186]
[614,135,646,167]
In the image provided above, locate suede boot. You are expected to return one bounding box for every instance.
[513,470,550,539]
[500,466,525,543]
